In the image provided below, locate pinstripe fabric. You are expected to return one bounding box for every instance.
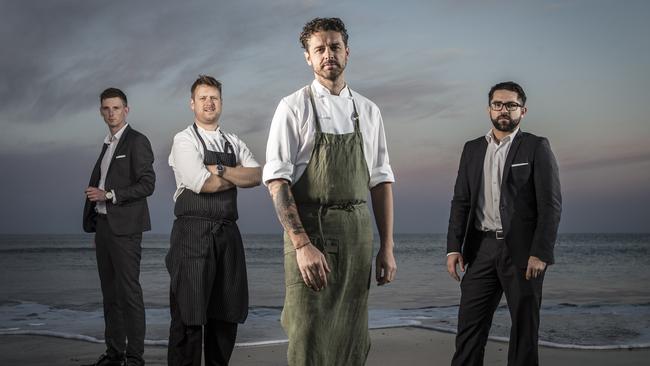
[166,124,248,327]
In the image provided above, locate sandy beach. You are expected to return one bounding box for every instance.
[2,327,648,366]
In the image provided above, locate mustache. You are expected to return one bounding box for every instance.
[321,60,340,67]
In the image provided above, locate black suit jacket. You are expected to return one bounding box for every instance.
[446,130,561,267]
[83,125,155,235]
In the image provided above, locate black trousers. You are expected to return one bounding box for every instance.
[95,215,146,364]
[451,236,545,366]
[168,292,238,366]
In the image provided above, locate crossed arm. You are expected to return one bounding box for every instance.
[202,165,261,192]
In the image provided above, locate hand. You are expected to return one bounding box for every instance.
[446,253,465,281]
[85,187,107,202]
[295,243,331,291]
[206,164,218,174]
[525,256,546,280]
[376,247,397,285]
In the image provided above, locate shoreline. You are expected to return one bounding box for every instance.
[2,327,650,366]
[3,324,650,351]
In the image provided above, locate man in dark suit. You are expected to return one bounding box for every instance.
[83,88,155,366]
[446,81,561,366]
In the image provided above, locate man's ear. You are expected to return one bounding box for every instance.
[304,51,312,66]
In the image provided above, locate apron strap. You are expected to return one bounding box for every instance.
[347,86,361,133]
[307,85,323,133]
[192,123,210,156]
[218,129,235,155]
[308,85,361,134]
[193,123,235,156]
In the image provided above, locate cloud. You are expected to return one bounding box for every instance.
[0,0,314,123]
[560,151,650,172]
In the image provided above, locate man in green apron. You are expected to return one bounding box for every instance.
[264,18,397,365]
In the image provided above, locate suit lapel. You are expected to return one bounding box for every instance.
[502,129,523,184]
[90,143,108,186]
[471,138,488,198]
[106,125,131,177]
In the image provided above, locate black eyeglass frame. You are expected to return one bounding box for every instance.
[489,101,524,112]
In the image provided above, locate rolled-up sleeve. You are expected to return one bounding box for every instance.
[369,109,395,188]
[169,134,211,194]
[233,137,261,168]
[263,99,299,185]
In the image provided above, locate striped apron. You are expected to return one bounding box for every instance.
[166,124,248,326]
[281,86,373,365]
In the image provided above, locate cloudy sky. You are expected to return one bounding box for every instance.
[1,0,648,234]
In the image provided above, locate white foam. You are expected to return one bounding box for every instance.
[4,327,650,350]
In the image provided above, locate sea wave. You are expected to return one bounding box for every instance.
[1,301,649,350]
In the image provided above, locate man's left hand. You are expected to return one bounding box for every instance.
[376,247,397,285]
[85,187,107,202]
[525,256,547,280]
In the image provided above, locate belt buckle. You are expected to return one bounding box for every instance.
[495,230,505,240]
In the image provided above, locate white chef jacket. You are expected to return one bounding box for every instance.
[169,124,260,201]
[263,79,395,188]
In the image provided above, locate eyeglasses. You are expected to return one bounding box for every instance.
[490,101,523,111]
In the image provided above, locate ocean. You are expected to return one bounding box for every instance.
[1,233,649,349]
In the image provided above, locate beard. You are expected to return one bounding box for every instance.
[315,60,345,81]
[491,114,520,132]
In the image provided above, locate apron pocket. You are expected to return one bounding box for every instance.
[284,250,305,288]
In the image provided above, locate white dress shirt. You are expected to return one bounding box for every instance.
[169,124,260,201]
[447,128,519,257]
[475,127,520,231]
[263,79,395,188]
[96,123,127,214]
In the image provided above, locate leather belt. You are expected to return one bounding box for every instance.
[479,229,505,240]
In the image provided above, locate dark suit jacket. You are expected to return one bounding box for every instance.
[83,125,155,236]
[446,130,561,267]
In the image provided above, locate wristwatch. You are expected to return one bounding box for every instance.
[105,191,114,201]
[216,163,225,177]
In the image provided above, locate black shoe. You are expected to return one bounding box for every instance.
[82,353,124,366]
[123,357,145,366]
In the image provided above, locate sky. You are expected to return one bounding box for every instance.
[0,0,648,234]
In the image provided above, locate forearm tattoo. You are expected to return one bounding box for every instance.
[272,183,305,235]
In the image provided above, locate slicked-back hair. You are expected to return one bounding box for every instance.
[299,17,349,50]
[191,75,222,98]
[100,88,128,106]
[489,81,527,105]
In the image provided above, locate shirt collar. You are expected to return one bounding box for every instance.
[311,79,353,99]
[105,123,128,144]
[485,127,519,145]
[195,123,222,136]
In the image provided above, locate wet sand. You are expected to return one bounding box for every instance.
[2,327,648,365]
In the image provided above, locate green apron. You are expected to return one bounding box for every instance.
[281,85,373,365]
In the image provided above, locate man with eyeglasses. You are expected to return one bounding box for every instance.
[446,81,562,366]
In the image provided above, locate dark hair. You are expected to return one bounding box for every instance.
[299,17,349,50]
[100,88,127,106]
[488,81,527,105]
[191,75,222,98]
